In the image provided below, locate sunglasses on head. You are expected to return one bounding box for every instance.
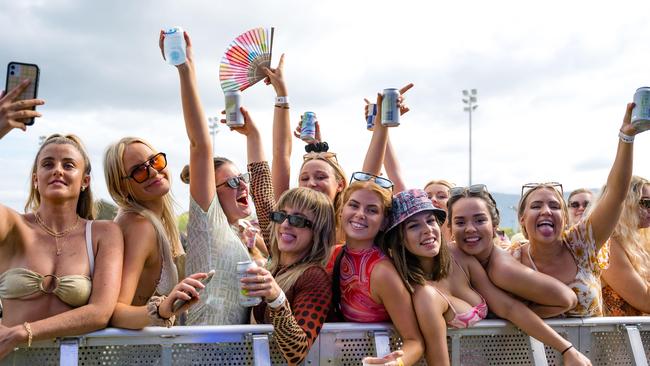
[216,172,250,189]
[303,151,338,164]
[521,182,563,198]
[122,152,167,183]
[640,199,650,209]
[569,201,590,209]
[349,171,394,190]
[450,184,497,205]
[270,211,313,228]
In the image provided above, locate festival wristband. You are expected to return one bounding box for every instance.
[266,290,287,309]
[619,131,634,143]
[275,96,290,105]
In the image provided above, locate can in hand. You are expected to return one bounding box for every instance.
[163,26,187,66]
[237,260,263,307]
[225,91,244,127]
[381,88,400,127]
[366,103,377,131]
[300,112,317,143]
[632,87,650,132]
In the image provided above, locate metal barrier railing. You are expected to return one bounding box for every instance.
[2,317,649,365]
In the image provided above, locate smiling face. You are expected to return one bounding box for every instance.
[403,211,442,258]
[567,191,592,226]
[298,159,343,201]
[639,184,650,229]
[520,188,565,244]
[215,163,251,223]
[424,183,451,212]
[33,143,89,203]
[122,142,170,202]
[450,197,496,259]
[341,188,385,246]
[275,205,315,265]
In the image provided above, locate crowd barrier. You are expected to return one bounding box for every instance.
[2,317,649,365]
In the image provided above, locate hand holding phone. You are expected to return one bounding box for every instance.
[4,62,40,126]
[172,270,215,313]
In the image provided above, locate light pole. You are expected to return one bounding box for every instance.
[462,89,478,185]
[208,117,220,156]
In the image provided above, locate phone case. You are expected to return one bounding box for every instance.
[171,270,216,312]
[5,62,40,125]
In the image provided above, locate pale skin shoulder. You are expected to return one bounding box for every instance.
[412,284,450,366]
[601,238,650,313]
[369,258,424,366]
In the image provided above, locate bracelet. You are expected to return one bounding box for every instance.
[619,131,635,143]
[561,344,574,355]
[266,290,286,309]
[275,96,290,104]
[396,357,404,366]
[146,295,176,328]
[274,104,290,109]
[23,322,32,348]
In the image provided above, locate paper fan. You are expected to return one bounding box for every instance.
[219,27,274,92]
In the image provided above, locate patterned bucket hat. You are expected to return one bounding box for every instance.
[387,189,447,232]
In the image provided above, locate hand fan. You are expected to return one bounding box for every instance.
[219,27,274,92]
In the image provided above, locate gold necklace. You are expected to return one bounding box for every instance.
[34,212,81,256]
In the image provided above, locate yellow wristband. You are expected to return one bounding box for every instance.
[23,322,32,347]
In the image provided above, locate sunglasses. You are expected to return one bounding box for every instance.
[521,182,563,198]
[216,172,250,189]
[569,201,590,209]
[449,184,497,205]
[350,171,394,190]
[270,211,313,228]
[122,152,167,183]
[303,151,338,164]
[640,199,650,209]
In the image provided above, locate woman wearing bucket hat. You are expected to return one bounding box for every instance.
[383,189,591,366]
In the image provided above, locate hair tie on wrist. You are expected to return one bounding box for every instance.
[561,344,574,355]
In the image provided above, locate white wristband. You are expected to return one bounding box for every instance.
[266,290,286,309]
[275,96,289,105]
[619,131,634,144]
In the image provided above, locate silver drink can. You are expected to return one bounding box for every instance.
[366,103,377,130]
[632,87,650,132]
[381,88,400,127]
[225,91,244,127]
[237,260,262,307]
[300,112,317,143]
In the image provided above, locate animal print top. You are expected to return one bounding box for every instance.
[248,161,275,247]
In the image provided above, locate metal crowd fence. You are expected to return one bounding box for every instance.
[1,317,649,365]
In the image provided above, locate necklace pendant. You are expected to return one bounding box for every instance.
[56,247,62,256]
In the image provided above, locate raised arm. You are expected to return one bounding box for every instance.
[589,103,639,248]
[160,30,214,211]
[264,54,292,201]
[601,238,650,313]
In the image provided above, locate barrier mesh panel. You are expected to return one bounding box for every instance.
[591,331,633,365]
[79,345,161,365]
[459,333,532,365]
[0,348,59,366]
[172,342,253,365]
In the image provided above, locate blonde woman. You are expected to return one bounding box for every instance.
[600,176,650,315]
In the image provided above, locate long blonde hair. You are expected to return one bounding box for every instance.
[601,176,650,283]
[25,134,95,219]
[103,137,184,258]
[269,188,335,292]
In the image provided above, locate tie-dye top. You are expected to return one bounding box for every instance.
[340,246,390,322]
[509,219,609,317]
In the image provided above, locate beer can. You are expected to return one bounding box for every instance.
[632,87,650,132]
[366,103,377,131]
[300,112,317,143]
[163,26,187,66]
[225,91,244,127]
[237,260,263,307]
[381,88,400,127]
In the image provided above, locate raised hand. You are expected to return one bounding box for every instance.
[220,106,259,137]
[0,80,44,138]
[263,53,287,96]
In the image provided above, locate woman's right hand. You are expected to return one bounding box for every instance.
[220,106,260,137]
[0,80,44,138]
[563,347,592,366]
[158,272,208,318]
[293,118,322,142]
[262,53,287,96]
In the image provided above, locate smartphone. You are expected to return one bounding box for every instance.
[172,270,215,312]
[4,62,40,126]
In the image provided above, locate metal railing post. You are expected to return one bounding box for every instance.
[373,330,391,358]
[252,333,271,366]
[59,338,79,366]
[623,325,649,366]
[527,336,549,366]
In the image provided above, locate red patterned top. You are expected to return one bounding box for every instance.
[602,284,645,316]
[339,246,390,322]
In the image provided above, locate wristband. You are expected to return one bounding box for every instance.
[275,96,290,105]
[619,131,634,144]
[147,295,176,328]
[23,322,32,348]
[266,290,287,309]
[274,104,290,109]
[561,344,573,355]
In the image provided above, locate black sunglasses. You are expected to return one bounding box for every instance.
[450,184,498,206]
[350,172,393,190]
[216,172,250,189]
[270,211,313,228]
[569,201,590,209]
[640,199,650,209]
[122,152,167,183]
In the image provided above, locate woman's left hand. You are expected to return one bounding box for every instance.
[240,266,281,302]
[158,30,193,68]
[620,102,639,136]
[0,324,27,361]
[362,350,405,365]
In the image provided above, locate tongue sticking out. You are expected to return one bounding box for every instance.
[537,224,554,236]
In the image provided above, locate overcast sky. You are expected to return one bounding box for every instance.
[1,0,649,216]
